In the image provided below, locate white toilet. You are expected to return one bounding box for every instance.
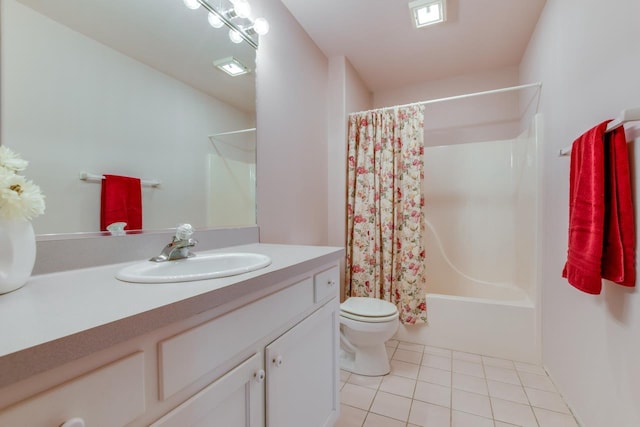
[339,297,400,376]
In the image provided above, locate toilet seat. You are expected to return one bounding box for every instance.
[340,297,399,323]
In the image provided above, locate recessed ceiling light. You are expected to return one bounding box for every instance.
[213,57,250,76]
[409,0,446,28]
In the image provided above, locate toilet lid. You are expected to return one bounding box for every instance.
[340,297,398,318]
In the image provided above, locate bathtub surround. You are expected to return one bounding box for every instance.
[346,105,427,324]
[395,122,540,363]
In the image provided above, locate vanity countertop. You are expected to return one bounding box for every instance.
[0,243,343,388]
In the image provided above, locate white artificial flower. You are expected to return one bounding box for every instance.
[0,146,28,172]
[0,173,45,221]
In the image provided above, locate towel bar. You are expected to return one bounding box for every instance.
[79,172,161,188]
[559,107,640,156]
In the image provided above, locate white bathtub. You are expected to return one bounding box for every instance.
[394,284,538,363]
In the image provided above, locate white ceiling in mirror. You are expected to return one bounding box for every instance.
[18,0,257,112]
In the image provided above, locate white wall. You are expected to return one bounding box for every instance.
[253,0,330,245]
[0,0,253,234]
[521,1,640,426]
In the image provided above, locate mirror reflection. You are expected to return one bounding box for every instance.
[0,0,257,235]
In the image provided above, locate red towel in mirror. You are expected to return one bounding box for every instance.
[563,121,636,294]
[100,174,142,231]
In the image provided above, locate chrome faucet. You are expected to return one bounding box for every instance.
[150,224,198,262]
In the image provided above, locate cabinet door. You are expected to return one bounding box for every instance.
[151,353,264,427]
[266,300,339,427]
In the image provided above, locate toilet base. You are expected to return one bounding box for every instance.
[339,343,391,376]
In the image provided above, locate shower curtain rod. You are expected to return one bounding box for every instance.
[350,82,542,116]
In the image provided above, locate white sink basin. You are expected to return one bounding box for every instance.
[116,252,272,283]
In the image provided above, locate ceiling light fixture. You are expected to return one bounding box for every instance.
[182,0,269,49]
[409,0,446,28]
[207,12,224,28]
[183,0,201,10]
[214,57,250,76]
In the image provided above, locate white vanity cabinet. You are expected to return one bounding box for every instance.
[0,252,341,427]
[266,299,339,427]
[151,352,265,427]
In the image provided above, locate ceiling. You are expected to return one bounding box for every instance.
[280,0,547,93]
[17,0,257,113]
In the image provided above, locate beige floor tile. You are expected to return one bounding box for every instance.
[340,383,377,411]
[421,353,452,371]
[452,372,488,395]
[418,365,452,387]
[385,339,399,348]
[397,341,425,353]
[487,379,529,404]
[408,400,451,427]
[347,373,383,390]
[451,388,492,418]
[452,359,485,378]
[451,410,495,427]
[363,412,406,427]
[491,396,538,427]
[370,390,412,422]
[340,370,352,382]
[514,361,547,375]
[526,387,571,414]
[453,351,483,362]
[482,355,515,369]
[392,348,423,364]
[414,380,451,407]
[379,374,417,398]
[424,345,452,357]
[519,371,557,392]
[484,365,521,385]
[335,404,368,427]
[533,407,580,427]
[390,359,421,379]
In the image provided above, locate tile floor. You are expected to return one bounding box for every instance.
[336,340,580,427]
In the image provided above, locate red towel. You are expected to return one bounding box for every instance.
[601,126,636,287]
[100,174,142,231]
[563,121,636,294]
[563,122,608,294]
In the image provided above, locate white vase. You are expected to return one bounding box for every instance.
[0,218,36,294]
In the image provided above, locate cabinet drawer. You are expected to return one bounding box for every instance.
[0,352,145,427]
[314,266,339,303]
[159,277,313,400]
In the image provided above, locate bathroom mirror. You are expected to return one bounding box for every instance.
[0,0,257,235]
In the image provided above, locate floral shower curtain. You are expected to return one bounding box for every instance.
[346,105,427,324]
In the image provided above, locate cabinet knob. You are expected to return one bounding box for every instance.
[254,369,266,383]
[60,418,85,427]
[273,355,283,367]
[328,279,336,286]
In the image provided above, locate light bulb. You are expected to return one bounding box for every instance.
[234,0,251,18]
[229,29,243,44]
[183,0,201,10]
[207,12,224,28]
[253,17,269,35]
